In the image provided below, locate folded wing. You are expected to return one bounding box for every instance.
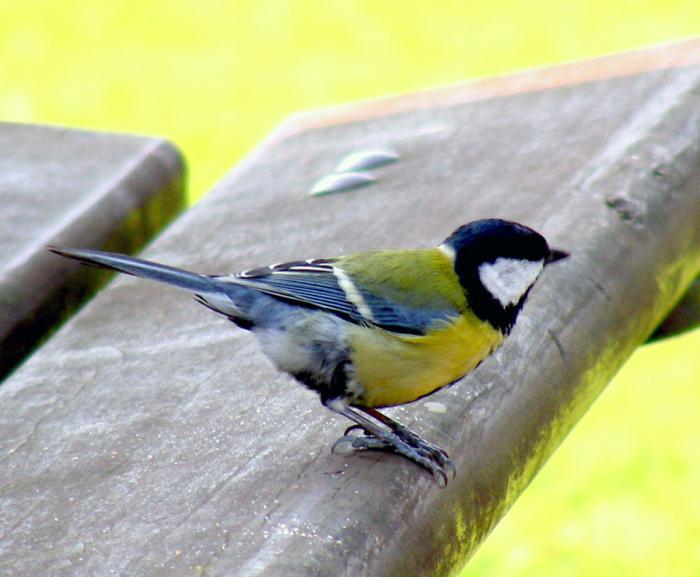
[218,259,457,335]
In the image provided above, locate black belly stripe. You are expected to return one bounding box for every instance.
[293,361,351,405]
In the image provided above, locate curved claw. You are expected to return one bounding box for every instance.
[415,442,456,479]
[431,466,449,488]
[343,424,366,437]
[330,436,350,454]
[330,435,362,455]
[391,425,456,478]
[390,440,452,487]
[442,457,457,479]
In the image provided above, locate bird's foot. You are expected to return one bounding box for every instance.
[391,423,456,479]
[332,426,454,487]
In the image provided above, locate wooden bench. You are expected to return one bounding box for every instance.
[0,123,184,379]
[1,40,699,576]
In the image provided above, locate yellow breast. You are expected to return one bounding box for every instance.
[347,313,504,408]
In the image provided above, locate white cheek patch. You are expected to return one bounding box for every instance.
[479,258,544,307]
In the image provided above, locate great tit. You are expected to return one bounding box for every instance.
[49,219,568,485]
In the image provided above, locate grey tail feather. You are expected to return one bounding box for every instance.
[47,246,217,295]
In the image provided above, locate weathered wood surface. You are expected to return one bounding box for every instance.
[0,123,184,379]
[1,42,700,577]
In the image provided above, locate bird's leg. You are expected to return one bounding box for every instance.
[359,407,456,479]
[325,399,452,486]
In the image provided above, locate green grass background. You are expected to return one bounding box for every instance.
[3,1,699,574]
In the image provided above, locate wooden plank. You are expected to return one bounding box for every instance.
[0,123,184,379]
[1,45,699,576]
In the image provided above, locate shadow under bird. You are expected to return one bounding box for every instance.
[49,219,568,485]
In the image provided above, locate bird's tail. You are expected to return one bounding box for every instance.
[48,246,218,295]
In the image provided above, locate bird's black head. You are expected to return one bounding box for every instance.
[441,219,568,334]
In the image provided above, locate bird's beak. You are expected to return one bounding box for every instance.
[546,248,570,264]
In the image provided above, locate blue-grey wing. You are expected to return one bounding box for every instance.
[361,291,456,335]
[215,259,457,335]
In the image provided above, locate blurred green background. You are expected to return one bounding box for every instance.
[2,1,699,575]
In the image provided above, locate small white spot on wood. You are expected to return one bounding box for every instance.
[310,172,375,196]
[424,401,447,413]
[335,149,399,172]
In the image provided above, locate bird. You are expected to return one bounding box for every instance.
[49,219,568,485]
